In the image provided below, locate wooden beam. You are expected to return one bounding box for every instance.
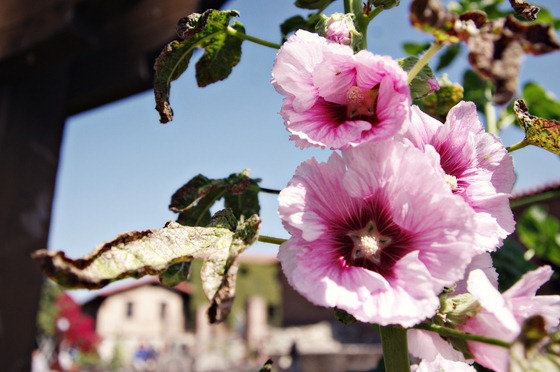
[0,64,68,372]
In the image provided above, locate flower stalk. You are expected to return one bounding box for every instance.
[380,325,410,372]
[407,41,444,84]
[258,235,287,245]
[226,26,281,49]
[414,323,511,348]
[507,139,530,153]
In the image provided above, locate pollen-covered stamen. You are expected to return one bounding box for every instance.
[445,174,458,191]
[346,86,380,119]
[348,221,392,264]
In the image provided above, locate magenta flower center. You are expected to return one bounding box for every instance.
[330,195,413,278]
[348,221,391,264]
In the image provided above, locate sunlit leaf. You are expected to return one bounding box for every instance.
[154,10,243,123]
[280,13,322,42]
[33,210,261,323]
[514,100,560,155]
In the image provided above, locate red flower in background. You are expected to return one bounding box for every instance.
[55,293,99,353]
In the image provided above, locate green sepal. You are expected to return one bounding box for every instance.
[334,308,357,325]
[294,0,335,10]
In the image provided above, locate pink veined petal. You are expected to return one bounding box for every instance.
[272,30,410,149]
[412,355,476,372]
[467,269,520,334]
[408,329,469,363]
[454,252,498,294]
[404,106,442,149]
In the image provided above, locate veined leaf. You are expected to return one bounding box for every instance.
[32,210,261,323]
[170,170,261,226]
[398,56,438,100]
[154,10,243,123]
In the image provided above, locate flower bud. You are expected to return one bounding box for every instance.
[316,13,359,46]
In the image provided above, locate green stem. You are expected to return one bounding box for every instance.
[344,0,353,13]
[407,41,444,84]
[258,235,287,245]
[226,26,281,49]
[510,187,560,209]
[414,323,511,348]
[485,92,498,136]
[507,139,530,153]
[380,325,410,372]
[246,184,280,194]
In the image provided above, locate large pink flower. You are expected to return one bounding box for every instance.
[409,266,560,372]
[277,140,480,326]
[271,30,410,150]
[461,266,560,372]
[404,102,515,252]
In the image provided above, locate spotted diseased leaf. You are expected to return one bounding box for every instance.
[203,210,261,323]
[159,261,192,287]
[467,15,560,104]
[410,0,560,105]
[508,0,540,21]
[153,10,243,123]
[32,210,261,323]
[398,56,438,100]
[170,170,261,227]
[410,0,481,43]
[514,100,560,155]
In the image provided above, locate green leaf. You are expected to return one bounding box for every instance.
[462,69,491,112]
[436,43,462,71]
[398,56,437,100]
[294,0,335,10]
[159,261,192,287]
[402,41,430,55]
[259,359,274,372]
[153,10,243,123]
[519,82,560,121]
[517,205,560,265]
[491,238,537,292]
[32,210,261,323]
[514,99,560,155]
[196,20,245,88]
[280,14,322,41]
[170,170,261,227]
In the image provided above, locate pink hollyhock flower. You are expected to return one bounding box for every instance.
[271,30,410,150]
[409,266,560,372]
[412,355,476,372]
[277,140,480,326]
[460,266,560,372]
[320,13,355,45]
[404,102,515,252]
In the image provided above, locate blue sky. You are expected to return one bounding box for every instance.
[49,0,560,265]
